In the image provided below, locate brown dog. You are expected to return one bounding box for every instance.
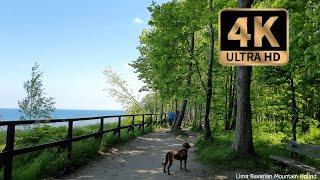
[162,142,191,175]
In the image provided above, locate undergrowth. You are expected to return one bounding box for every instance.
[195,120,320,176]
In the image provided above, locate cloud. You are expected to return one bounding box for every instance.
[133,18,144,24]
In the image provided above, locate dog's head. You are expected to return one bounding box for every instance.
[182,142,191,149]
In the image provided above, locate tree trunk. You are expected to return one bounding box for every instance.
[193,103,198,128]
[203,0,214,142]
[198,103,203,130]
[224,68,230,130]
[172,33,194,131]
[232,0,255,157]
[233,65,255,156]
[189,103,192,123]
[154,95,157,114]
[183,102,191,127]
[230,68,237,130]
[226,67,235,130]
[230,95,237,130]
[173,100,187,130]
[159,101,164,122]
[175,99,178,120]
[228,68,234,119]
[289,74,298,141]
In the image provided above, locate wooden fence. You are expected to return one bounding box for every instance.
[0,113,167,180]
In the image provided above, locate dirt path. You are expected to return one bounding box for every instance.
[64,128,230,180]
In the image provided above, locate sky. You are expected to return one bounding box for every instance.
[0,0,169,110]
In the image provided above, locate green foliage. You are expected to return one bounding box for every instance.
[131,0,209,102]
[133,0,320,135]
[252,0,320,130]
[299,121,320,143]
[18,63,55,121]
[131,0,316,135]
[196,120,320,174]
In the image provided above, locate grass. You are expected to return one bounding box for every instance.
[195,120,320,175]
[0,117,155,180]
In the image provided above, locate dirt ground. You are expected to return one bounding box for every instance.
[64,128,233,180]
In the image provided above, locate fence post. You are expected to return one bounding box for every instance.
[99,118,104,148]
[150,115,153,128]
[142,115,145,133]
[67,120,73,160]
[131,116,135,133]
[4,124,15,180]
[117,116,121,138]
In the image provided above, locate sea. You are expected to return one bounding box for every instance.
[0,108,124,129]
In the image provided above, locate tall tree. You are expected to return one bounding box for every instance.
[103,67,145,112]
[18,63,55,120]
[203,0,214,142]
[232,0,255,157]
[173,33,194,131]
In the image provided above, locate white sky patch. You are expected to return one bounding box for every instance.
[123,62,131,70]
[133,17,144,24]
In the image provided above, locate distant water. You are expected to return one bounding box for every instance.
[0,108,124,129]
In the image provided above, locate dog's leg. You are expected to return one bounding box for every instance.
[184,159,188,171]
[162,154,168,173]
[180,160,182,170]
[167,160,173,175]
[163,161,167,173]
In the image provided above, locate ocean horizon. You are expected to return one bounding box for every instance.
[0,108,124,121]
[0,108,125,129]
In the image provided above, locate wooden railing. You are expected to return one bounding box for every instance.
[0,113,167,180]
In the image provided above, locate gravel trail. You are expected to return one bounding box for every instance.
[64,128,231,180]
